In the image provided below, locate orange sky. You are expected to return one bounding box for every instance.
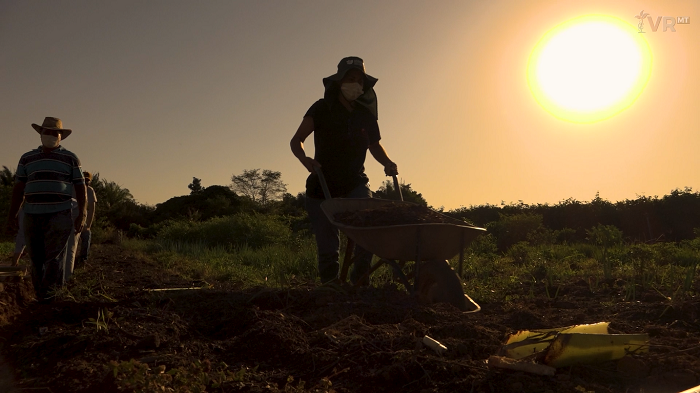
[1,0,698,209]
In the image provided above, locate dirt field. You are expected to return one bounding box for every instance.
[0,244,698,392]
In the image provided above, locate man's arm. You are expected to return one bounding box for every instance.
[74,183,87,234]
[368,142,398,176]
[5,181,26,233]
[290,116,321,172]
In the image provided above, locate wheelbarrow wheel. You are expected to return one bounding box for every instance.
[415,260,480,312]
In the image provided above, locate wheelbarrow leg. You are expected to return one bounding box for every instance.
[339,238,355,283]
[354,256,383,287]
[384,259,414,295]
[354,258,413,294]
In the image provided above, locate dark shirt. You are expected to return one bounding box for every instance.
[16,146,84,214]
[304,98,381,198]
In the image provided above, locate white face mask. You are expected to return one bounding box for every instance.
[40,134,60,148]
[341,82,364,101]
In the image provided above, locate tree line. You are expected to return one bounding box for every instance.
[448,189,700,250]
[3,165,700,250]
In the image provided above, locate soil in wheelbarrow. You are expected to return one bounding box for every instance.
[0,244,698,393]
[333,201,469,227]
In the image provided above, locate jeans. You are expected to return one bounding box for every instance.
[306,183,374,284]
[79,229,92,262]
[23,209,73,300]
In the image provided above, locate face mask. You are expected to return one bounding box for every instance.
[41,134,60,148]
[341,82,364,101]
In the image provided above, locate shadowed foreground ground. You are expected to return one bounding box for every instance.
[0,244,697,392]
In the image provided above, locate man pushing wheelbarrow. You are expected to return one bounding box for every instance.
[290,57,486,312]
[290,56,398,286]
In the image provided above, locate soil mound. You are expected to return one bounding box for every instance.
[333,202,467,227]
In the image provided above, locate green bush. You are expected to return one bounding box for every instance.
[508,241,531,265]
[573,243,597,258]
[672,245,700,268]
[157,213,292,249]
[487,213,550,251]
[467,233,497,257]
[554,228,578,244]
[127,221,169,239]
[0,241,13,255]
[91,217,120,244]
[586,224,623,248]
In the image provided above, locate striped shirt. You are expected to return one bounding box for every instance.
[15,146,84,214]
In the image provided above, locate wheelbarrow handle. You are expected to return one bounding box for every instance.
[314,166,332,200]
[392,175,403,201]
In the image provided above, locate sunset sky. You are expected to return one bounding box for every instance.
[1,0,698,210]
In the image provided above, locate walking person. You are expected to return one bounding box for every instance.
[64,192,80,282]
[77,172,97,267]
[5,117,86,302]
[290,56,399,285]
[65,171,96,280]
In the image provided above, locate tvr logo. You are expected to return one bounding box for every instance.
[635,10,690,33]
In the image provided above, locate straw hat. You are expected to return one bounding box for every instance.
[31,117,72,139]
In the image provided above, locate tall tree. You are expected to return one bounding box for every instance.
[188,177,204,194]
[0,166,15,186]
[99,180,135,211]
[258,170,287,206]
[90,172,134,212]
[230,169,287,206]
[231,169,260,203]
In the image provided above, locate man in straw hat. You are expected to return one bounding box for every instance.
[5,117,87,302]
[290,56,399,285]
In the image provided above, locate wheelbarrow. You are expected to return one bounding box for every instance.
[314,167,487,312]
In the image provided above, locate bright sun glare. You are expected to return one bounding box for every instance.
[527,15,652,123]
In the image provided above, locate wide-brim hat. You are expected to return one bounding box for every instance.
[32,117,72,139]
[322,57,379,119]
[322,56,378,89]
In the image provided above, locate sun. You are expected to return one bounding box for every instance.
[527,15,652,123]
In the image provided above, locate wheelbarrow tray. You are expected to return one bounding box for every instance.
[321,198,486,261]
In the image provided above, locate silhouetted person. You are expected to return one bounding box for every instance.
[290,57,398,285]
[77,172,97,268]
[5,117,86,302]
[65,173,96,281]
